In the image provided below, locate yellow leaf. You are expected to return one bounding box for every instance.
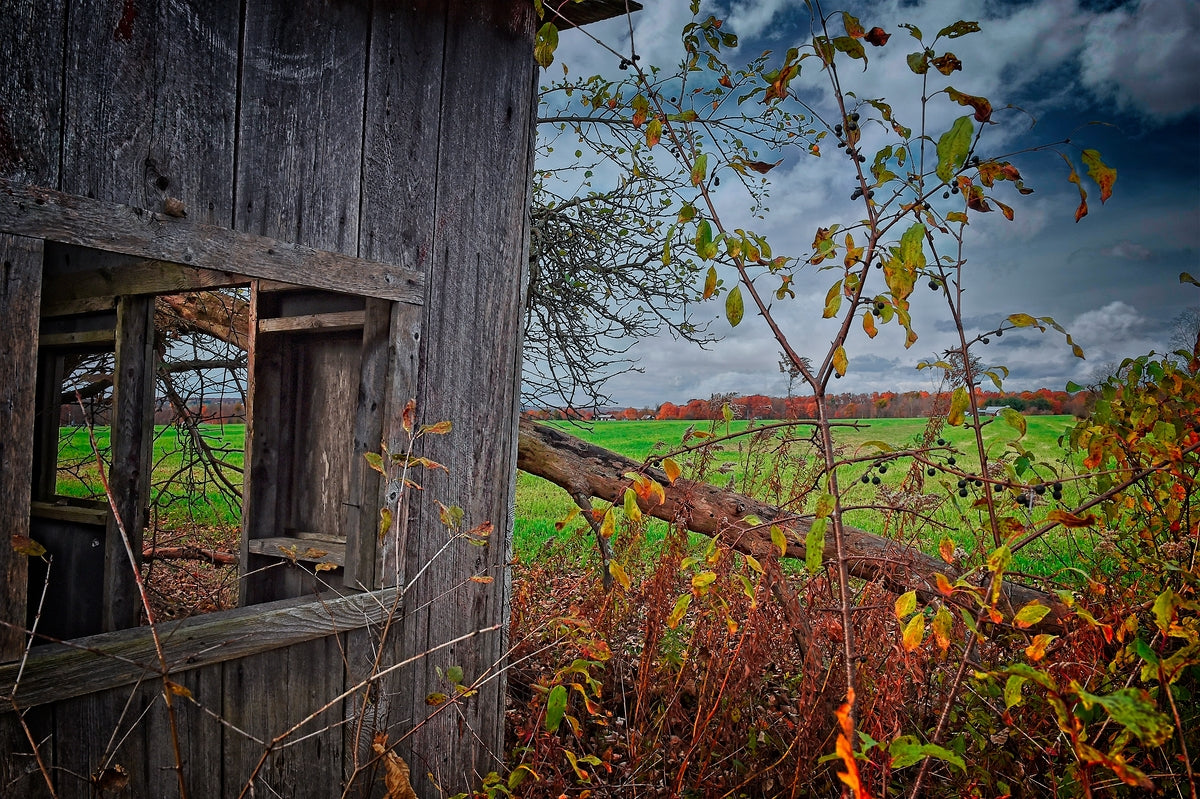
[895,590,918,620]
[833,346,848,377]
[164,680,192,700]
[314,562,337,572]
[424,692,448,706]
[902,614,925,651]
[770,525,788,557]
[1025,633,1056,662]
[667,594,691,628]
[623,488,642,522]
[947,386,969,426]
[372,734,418,799]
[663,457,682,484]
[378,507,393,541]
[648,479,666,507]
[932,607,954,651]
[608,560,631,591]
[599,507,616,539]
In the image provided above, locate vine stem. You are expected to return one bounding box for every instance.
[79,397,188,799]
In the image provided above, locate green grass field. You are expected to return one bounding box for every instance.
[515,416,1086,575]
[57,416,1087,573]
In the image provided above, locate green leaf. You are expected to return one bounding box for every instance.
[545,684,568,732]
[937,20,981,39]
[1004,674,1028,708]
[726,286,744,327]
[889,735,964,772]
[1181,272,1200,287]
[895,590,917,620]
[935,116,974,183]
[906,51,928,74]
[534,22,559,68]
[446,665,464,684]
[1014,601,1051,629]
[363,451,385,475]
[692,570,717,590]
[999,407,1026,438]
[805,518,826,572]
[814,493,835,519]
[823,280,843,318]
[667,593,691,628]
[1078,687,1174,747]
[691,153,708,186]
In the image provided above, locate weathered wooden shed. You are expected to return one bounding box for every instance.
[0,1,624,796]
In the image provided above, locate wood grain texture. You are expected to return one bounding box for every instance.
[235,0,368,255]
[0,0,65,188]
[221,634,345,797]
[0,587,401,710]
[103,295,157,632]
[0,234,41,660]
[391,1,538,792]
[342,299,392,590]
[0,180,425,303]
[60,0,240,224]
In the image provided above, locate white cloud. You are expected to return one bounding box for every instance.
[1079,0,1200,121]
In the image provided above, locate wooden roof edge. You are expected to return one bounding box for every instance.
[548,0,643,30]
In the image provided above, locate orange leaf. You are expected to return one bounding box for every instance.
[1047,509,1097,529]
[10,534,46,557]
[662,457,682,484]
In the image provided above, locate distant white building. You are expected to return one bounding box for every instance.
[980,405,1009,416]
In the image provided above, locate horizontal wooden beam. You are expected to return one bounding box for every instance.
[38,329,116,348]
[0,180,424,305]
[257,310,365,334]
[30,500,108,526]
[0,587,400,709]
[247,536,346,567]
[44,259,249,305]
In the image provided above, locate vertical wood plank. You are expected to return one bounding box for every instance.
[138,665,224,797]
[0,234,42,661]
[369,2,538,793]
[234,0,369,254]
[221,635,346,797]
[60,0,240,223]
[343,299,392,591]
[0,0,65,188]
[104,295,156,631]
[30,352,67,502]
[0,707,56,798]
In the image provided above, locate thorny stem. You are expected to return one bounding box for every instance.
[80,398,189,799]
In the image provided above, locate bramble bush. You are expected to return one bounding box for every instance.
[478,3,1199,797]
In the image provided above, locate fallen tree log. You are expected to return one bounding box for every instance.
[517,418,1069,634]
[143,545,237,566]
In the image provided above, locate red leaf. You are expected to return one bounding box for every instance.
[946,86,992,122]
[865,27,891,46]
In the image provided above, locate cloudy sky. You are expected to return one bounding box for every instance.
[542,0,1200,408]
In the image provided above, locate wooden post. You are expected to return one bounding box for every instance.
[103,295,156,631]
[0,234,42,661]
[361,1,539,792]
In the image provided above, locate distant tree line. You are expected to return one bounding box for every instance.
[523,388,1092,422]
